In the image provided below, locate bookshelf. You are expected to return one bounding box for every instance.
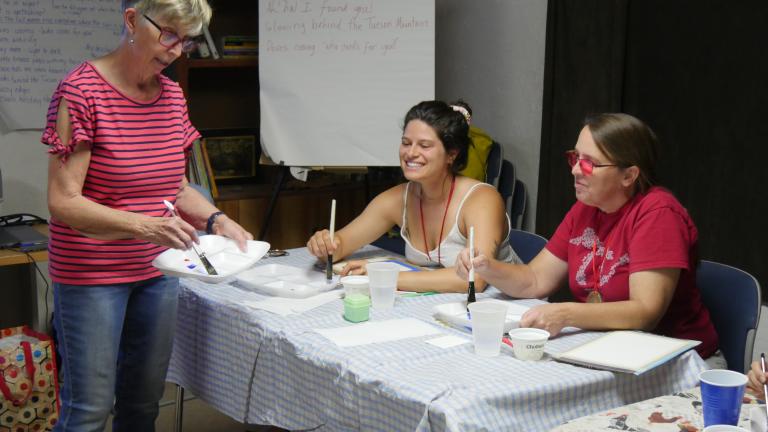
[172,1,400,248]
[174,0,259,130]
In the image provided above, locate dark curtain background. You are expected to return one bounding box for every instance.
[539,0,768,299]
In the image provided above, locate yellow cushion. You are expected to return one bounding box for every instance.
[459,125,494,181]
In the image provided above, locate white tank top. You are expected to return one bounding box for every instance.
[400,182,521,267]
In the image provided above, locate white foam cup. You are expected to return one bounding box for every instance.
[467,301,508,357]
[340,275,369,297]
[507,328,550,361]
[366,262,401,310]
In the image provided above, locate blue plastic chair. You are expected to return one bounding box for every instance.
[696,260,762,373]
[510,179,527,230]
[497,159,516,217]
[507,228,547,264]
[371,226,406,255]
[485,141,503,187]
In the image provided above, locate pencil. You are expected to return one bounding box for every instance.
[761,353,768,410]
[467,226,476,309]
[326,199,336,282]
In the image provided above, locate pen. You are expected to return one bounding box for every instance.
[762,353,768,410]
[326,199,336,282]
[467,226,476,311]
[163,200,217,275]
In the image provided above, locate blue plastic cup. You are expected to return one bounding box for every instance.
[699,369,748,426]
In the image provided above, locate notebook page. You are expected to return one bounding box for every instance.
[555,331,700,373]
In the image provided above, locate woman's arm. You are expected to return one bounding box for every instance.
[47,99,199,250]
[520,268,680,336]
[306,184,403,262]
[456,244,570,298]
[174,178,253,251]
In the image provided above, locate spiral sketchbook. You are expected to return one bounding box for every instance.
[553,331,701,375]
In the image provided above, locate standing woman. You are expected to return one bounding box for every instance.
[43,1,252,430]
[307,100,520,293]
[456,113,719,359]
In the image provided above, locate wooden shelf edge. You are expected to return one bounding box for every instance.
[183,57,258,69]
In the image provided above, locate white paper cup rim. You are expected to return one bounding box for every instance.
[341,275,369,284]
[508,328,550,341]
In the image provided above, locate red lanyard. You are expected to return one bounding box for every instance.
[419,176,456,265]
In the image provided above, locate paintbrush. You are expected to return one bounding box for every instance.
[467,225,476,311]
[163,200,218,275]
[327,199,336,283]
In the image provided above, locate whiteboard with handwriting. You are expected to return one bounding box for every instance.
[259,0,434,166]
[0,0,122,131]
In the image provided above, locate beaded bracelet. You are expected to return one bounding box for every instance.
[206,211,225,235]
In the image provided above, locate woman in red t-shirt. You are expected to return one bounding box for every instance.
[456,113,718,358]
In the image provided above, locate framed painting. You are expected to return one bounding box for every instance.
[201,128,260,182]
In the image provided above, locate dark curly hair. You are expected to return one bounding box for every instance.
[403,100,472,174]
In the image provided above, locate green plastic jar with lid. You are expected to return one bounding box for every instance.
[344,294,371,323]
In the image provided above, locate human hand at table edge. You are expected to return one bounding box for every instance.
[307,229,342,261]
[519,303,572,337]
[209,214,252,252]
[340,259,368,276]
[746,360,767,399]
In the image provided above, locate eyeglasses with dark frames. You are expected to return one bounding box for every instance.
[143,14,201,53]
[565,150,617,176]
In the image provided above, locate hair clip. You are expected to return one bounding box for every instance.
[450,105,471,124]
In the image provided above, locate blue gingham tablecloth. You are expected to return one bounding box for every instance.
[166,247,709,432]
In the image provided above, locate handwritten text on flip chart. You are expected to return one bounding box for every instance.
[0,0,121,129]
[262,0,430,57]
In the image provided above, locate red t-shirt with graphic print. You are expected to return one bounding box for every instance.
[546,187,718,358]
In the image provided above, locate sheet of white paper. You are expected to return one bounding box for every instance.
[315,318,442,347]
[244,290,342,316]
[425,335,470,349]
[750,405,767,432]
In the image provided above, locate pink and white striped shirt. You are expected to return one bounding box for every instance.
[41,62,200,285]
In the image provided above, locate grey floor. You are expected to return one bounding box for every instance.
[100,305,768,432]
[103,382,282,432]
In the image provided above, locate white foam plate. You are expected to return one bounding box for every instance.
[236,266,339,298]
[432,299,529,332]
[152,235,270,283]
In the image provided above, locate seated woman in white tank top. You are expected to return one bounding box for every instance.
[306,100,521,293]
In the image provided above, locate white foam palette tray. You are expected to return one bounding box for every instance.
[152,235,270,284]
[235,264,340,298]
[432,299,529,332]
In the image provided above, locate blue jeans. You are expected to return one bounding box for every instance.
[52,276,179,432]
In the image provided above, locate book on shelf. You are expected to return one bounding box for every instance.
[201,24,220,59]
[195,39,212,58]
[221,35,258,58]
[553,330,701,375]
[200,139,218,198]
[187,139,218,199]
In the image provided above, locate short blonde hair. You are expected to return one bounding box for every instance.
[122,0,212,34]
